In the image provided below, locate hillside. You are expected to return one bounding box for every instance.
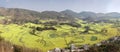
[0,7,120,52]
[0,7,120,24]
[61,10,120,22]
[0,7,75,24]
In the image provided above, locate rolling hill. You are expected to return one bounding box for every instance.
[0,7,120,52]
[0,7,120,24]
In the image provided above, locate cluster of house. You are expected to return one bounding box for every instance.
[48,44,90,52]
[48,36,120,52]
[99,36,120,45]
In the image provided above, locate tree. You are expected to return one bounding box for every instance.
[90,36,98,41]
[30,29,36,35]
[82,26,90,33]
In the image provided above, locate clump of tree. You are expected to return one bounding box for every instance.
[34,26,56,31]
[90,36,98,41]
[42,21,58,26]
[81,26,90,34]
[30,26,57,35]
[59,22,81,28]
[101,28,108,35]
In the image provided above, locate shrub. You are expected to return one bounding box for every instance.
[90,36,98,41]
[49,33,58,38]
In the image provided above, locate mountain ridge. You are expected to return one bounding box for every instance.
[0,7,120,24]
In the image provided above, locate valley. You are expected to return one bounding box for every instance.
[0,7,120,52]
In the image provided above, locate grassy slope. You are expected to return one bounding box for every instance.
[0,19,119,52]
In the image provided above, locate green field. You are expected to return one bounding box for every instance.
[0,19,119,52]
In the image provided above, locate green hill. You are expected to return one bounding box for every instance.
[0,7,120,52]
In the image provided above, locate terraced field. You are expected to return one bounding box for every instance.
[0,20,119,52]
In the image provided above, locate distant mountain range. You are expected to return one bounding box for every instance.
[62,10,120,21]
[0,7,120,24]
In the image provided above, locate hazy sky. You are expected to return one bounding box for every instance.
[0,0,120,13]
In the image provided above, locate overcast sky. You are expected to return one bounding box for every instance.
[0,0,120,13]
